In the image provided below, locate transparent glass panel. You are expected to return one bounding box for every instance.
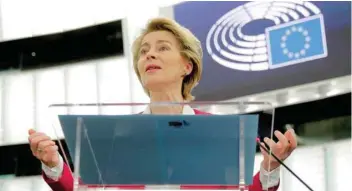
[49,101,276,191]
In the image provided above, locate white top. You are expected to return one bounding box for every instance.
[42,105,280,189]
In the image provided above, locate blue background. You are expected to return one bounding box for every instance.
[268,16,325,66]
[173,1,351,101]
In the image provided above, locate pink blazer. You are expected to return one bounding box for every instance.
[43,109,279,191]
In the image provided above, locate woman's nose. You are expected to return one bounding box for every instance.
[146,51,157,60]
[147,55,156,60]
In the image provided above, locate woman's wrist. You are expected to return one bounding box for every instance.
[261,160,280,172]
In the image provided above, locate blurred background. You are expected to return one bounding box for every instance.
[0,0,350,190]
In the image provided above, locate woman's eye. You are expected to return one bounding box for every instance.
[159,46,169,51]
[140,49,147,55]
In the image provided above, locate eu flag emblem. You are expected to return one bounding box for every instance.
[266,14,327,69]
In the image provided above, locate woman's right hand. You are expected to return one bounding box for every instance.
[28,129,60,168]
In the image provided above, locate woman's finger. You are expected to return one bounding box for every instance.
[285,129,297,152]
[29,135,51,155]
[37,140,55,155]
[275,130,289,153]
[264,137,277,152]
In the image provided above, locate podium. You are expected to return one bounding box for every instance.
[49,101,276,191]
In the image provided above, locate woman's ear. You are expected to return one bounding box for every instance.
[184,61,193,75]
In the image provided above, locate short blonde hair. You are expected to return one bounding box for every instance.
[131,17,203,101]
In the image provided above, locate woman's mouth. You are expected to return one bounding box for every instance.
[146,64,162,73]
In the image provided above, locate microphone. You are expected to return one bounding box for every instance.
[256,138,314,191]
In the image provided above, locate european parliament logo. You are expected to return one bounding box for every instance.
[206,1,328,71]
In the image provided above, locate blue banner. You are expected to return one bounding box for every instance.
[172,1,351,100]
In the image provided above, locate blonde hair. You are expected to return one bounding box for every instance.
[131,17,203,101]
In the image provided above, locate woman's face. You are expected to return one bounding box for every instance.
[137,31,192,91]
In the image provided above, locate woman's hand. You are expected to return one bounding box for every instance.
[260,129,297,171]
[28,129,60,168]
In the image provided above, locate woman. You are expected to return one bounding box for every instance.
[28,17,297,191]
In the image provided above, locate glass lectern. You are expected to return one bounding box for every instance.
[49,101,276,191]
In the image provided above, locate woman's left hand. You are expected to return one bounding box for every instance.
[260,129,297,171]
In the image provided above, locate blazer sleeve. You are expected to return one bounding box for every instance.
[42,163,74,191]
[249,171,280,191]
